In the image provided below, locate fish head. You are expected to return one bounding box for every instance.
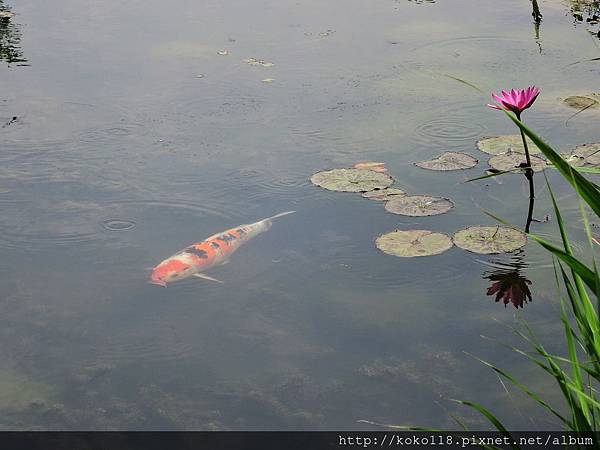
[149,259,193,287]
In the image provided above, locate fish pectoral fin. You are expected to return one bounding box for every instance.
[193,273,224,284]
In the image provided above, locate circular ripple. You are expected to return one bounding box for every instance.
[414,117,485,143]
[77,122,147,144]
[101,218,136,232]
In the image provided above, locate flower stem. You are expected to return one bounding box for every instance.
[516,112,536,232]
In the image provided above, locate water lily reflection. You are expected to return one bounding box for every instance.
[482,254,533,308]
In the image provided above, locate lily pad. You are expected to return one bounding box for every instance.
[476,135,542,155]
[415,152,478,171]
[563,95,600,109]
[385,195,454,216]
[561,152,586,167]
[362,187,406,201]
[243,58,275,67]
[488,152,547,172]
[310,168,393,192]
[568,143,600,167]
[453,226,527,254]
[354,161,388,173]
[376,230,453,257]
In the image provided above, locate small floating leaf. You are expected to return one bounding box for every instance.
[243,57,275,67]
[354,161,388,173]
[476,135,542,155]
[568,143,600,167]
[385,195,454,216]
[0,188,10,194]
[488,152,547,172]
[415,152,478,171]
[362,188,406,201]
[453,226,527,254]
[196,74,205,78]
[310,168,393,192]
[563,95,599,109]
[217,50,229,56]
[376,230,453,257]
[261,78,275,83]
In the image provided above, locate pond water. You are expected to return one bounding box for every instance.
[1,0,599,430]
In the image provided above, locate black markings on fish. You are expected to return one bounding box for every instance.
[185,247,209,258]
[218,233,237,242]
[211,241,221,249]
[236,228,247,236]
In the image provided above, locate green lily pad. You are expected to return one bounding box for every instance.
[385,195,454,216]
[568,143,600,167]
[362,187,406,201]
[476,135,542,155]
[243,58,275,67]
[488,152,547,172]
[376,230,453,257]
[563,95,600,109]
[310,168,394,192]
[415,152,478,171]
[453,226,527,254]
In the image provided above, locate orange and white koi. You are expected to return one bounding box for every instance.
[149,211,295,287]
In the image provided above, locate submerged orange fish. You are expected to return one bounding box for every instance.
[149,211,295,287]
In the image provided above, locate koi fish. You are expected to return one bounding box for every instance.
[149,211,295,287]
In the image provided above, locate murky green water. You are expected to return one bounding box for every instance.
[1,0,600,430]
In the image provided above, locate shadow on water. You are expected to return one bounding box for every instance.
[0,1,27,66]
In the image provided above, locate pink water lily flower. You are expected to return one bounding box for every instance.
[487,86,540,115]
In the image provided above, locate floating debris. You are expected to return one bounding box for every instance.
[376,230,453,257]
[453,226,527,254]
[563,94,600,109]
[476,135,542,155]
[362,187,406,201]
[217,50,229,56]
[261,78,275,83]
[102,219,136,232]
[353,162,388,173]
[385,195,454,217]
[243,57,275,67]
[564,143,600,167]
[488,152,547,172]
[415,152,478,171]
[319,29,336,37]
[0,11,15,19]
[0,188,10,194]
[196,74,205,78]
[310,168,393,192]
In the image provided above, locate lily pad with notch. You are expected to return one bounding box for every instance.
[453,226,527,254]
[476,135,542,156]
[415,151,478,171]
[362,187,406,201]
[376,230,453,257]
[385,195,454,216]
[488,152,547,172]
[310,168,394,192]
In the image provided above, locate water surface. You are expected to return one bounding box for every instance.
[1,0,599,430]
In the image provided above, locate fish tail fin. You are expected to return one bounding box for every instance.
[266,211,296,221]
